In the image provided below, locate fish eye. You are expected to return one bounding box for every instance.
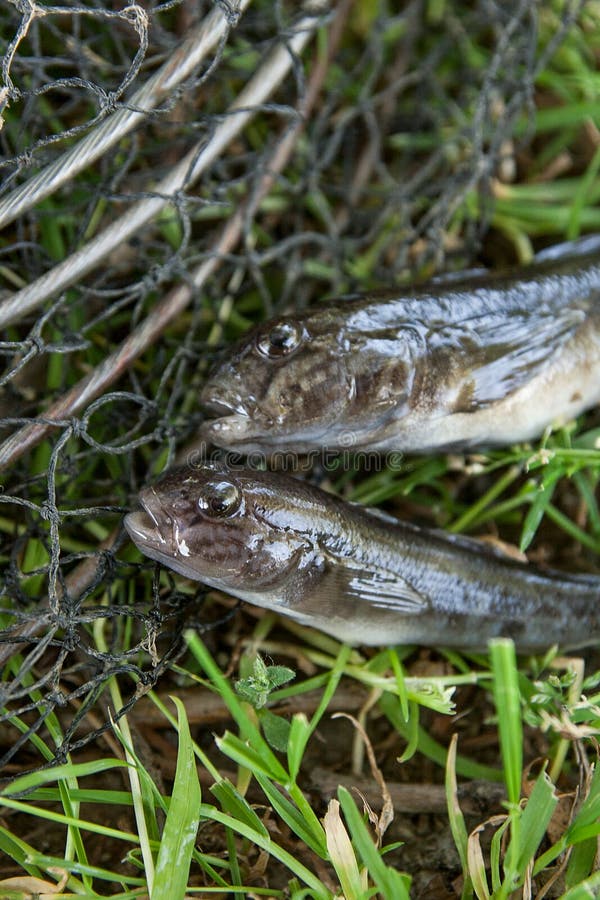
[256,321,302,359]
[197,479,241,519]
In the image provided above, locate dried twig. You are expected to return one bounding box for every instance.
[0,0,252,229]
[312,766,505,817]
[0,0,345,670]
[0,2,327,330]
[0,2,330,469]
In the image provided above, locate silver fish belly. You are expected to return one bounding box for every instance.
[125,462,600,650]
[200,235,600,454]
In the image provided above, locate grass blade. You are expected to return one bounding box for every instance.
[445,735,469,876]
[515,770,557,872]
[1,759,129,796]
[323,798,365,900]
[287,713,311,782]
[490,640,522,806]
[467,826,491,900]
[337,786,411,899]
[255,772,328,859]
[559,870,600,899]
[152,696,201,900]
[519,468,561,552]
[210,779,268,838]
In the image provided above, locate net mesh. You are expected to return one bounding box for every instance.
[0,0,588,778]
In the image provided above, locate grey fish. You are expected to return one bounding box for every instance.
[200,236,600,454]
[125,462,600,650]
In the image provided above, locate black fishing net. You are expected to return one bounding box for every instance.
[0,0,589,779]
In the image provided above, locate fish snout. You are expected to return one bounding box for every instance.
[199,373,252,417]
[124,487,171,551]
[200,378,275,448]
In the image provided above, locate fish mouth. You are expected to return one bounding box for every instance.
[201,396,243,418]
[200,412,271,447]
[200,380,252,418]
[200,379,351,451]
[200,381,279,446]
[200,412,346,454]
[124,489,170,554]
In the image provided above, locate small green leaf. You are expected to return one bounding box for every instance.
[261,710,292,753]
[235,680,269,707]
[266,665,296,689]
[235,656,296,709]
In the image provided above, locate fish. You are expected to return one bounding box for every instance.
[200,235,600,454]
[124,461,600,650]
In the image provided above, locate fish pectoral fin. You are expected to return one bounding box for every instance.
[449,305,586,410]
[333,562,429,613]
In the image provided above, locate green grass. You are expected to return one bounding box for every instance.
[3,638,600,897]
[2,0,600,897]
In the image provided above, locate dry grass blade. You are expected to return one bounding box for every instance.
[0,1,328,330]
[0,0,345,675]
[332,711,394,843]
[0,0,252,230]
[0,2,330,469]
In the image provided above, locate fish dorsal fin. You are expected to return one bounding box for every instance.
[533,234,600,262]
[429,267,489,285]
[348,501,401,526]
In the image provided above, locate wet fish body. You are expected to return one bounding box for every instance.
[125,463,600,650]
[201,236,600,454]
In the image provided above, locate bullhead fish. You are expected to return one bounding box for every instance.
[200,236,600,454]
[125,462,600,650]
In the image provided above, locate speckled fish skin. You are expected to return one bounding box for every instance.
[125,462,600,650]
[200,235,600,454]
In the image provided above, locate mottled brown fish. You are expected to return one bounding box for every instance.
[125,462,600,650]
[201,236,600,454]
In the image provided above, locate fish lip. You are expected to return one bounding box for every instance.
[200,412,269,446]
[200,380,253,418]
[124,509,161,547]
[202,397,240,417]
[200,412,341,453]
[124,488,169,549]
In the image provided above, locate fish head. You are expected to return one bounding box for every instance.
[124,462,318,594]
[200,312,359,452]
